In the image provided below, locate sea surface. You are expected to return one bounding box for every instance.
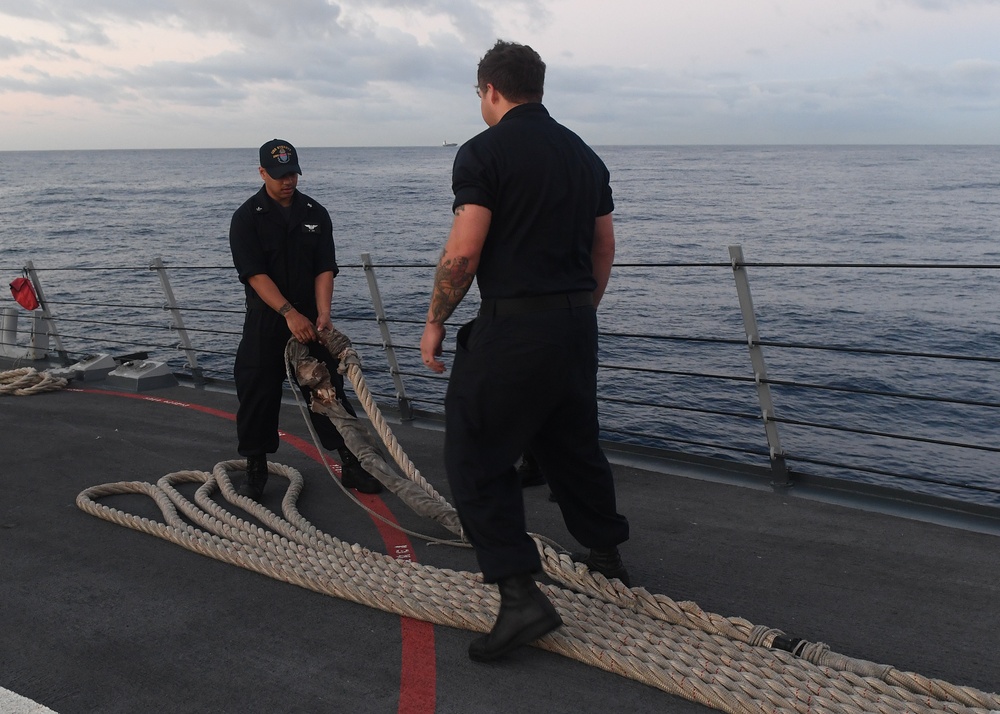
[1,145,998,504]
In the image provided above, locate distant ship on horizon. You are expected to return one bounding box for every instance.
[441,140,457,147]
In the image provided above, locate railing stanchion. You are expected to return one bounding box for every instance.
[151,257,205,385]
[729,245,790,486]
[361,253,413,420]
[24,261,69,364]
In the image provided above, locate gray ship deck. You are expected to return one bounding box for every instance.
[2,381,998,713]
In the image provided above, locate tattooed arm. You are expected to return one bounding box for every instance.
[420,203,492,373]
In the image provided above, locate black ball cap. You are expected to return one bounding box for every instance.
[259,139,302,179]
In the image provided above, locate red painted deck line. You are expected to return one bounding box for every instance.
[70,388,437,714]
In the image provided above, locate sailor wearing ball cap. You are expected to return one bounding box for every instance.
[229,139,382,499]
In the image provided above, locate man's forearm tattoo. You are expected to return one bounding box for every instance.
[429,253,474,324]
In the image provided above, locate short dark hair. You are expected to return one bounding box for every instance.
[477,40,545,103]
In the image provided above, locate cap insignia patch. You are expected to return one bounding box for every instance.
[272,146,293,164]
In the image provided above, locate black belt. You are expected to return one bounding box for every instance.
[479,291,593,317]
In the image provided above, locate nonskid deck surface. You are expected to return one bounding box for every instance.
[2,383,998,714]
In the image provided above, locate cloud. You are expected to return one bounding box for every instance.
[2,0,1000,147]
[0,0,545,49]
[872,59,1000,107]
[0,0,493,105]
[0,0,344,40]
[899,0,1000,9]
[0,34,78,60]
[538,53,1000,145]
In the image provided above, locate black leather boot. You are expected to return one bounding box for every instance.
[468,574,562,662]
[239,455,268,500]
[337,447,383,494]
[578,546,631,587]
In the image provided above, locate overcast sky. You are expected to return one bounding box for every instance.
[2,0,999,150]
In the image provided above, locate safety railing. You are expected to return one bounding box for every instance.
[3,249,998,515]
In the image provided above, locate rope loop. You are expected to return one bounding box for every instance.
[0,367,68,396]
[71,330,1000,714]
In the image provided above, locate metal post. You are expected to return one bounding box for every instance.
[27,312,50,359]
[24,261,69,363]
[0,308,16,356]
[361,252,413,420]
[150,257,205,385]
[729,245,790,486]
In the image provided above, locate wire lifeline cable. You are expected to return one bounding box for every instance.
[75,328,1000,714]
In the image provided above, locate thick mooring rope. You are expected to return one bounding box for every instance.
[76,330,1000,714]
[284,338,465,543]
[0,367,67,396]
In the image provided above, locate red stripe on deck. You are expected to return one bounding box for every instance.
[72,388,437,714]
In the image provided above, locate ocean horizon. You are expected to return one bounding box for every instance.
[4,141,1000,153]
[2,145,997,503]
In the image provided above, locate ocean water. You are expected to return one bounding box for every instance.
[2,145,998,503]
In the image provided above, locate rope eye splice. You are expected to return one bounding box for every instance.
[289,347,337,404]
[282,326,467,542]
[285,325,364,417]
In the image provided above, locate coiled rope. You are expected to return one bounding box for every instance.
[0,367,68,396]
[76,329,1000,714]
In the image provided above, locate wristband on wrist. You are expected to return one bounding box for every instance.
[278,302,293,316]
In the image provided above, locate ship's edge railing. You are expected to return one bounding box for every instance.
[3,250,998,525]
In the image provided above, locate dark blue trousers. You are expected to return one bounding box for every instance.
[234,308,356,456]
[444,305,630,583]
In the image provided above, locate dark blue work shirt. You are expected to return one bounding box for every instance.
[229,185,337,319]
[452,103,614,300]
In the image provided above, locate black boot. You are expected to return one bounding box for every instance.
[337,447,382,494]
[239,455,268,500]
[468,574,562,662]
[577,546,631,587]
